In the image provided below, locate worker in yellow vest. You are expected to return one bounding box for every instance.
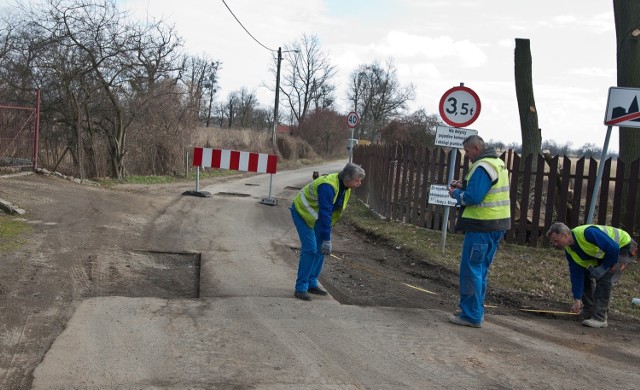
[447,135,511,328]
[290,163,366,301]
[546,222,637,328]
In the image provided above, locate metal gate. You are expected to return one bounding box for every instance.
[0,89,40,173]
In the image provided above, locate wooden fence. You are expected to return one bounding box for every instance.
[352,144,640,248]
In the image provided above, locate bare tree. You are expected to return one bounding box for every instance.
[234,87,259,129]
[5,0,190,178]
[378,108,438,147]
[278,34,336,125]
[346,59,415,142]
[294,109,346,157]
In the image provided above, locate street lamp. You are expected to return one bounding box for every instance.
[272,47,299,145]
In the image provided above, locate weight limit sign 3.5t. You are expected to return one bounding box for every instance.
[438,85,481,128]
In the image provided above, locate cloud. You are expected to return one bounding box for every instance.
[568,67,616,78]
[372,31,487,67]
[541,12,614,33]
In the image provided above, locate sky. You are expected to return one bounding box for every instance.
[3,0,620,150]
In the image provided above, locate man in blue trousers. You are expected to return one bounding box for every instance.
[447,135,511,327]
[290,163,366,301]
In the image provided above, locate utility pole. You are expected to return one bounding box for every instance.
[272,47,282,146]
[271,47,299,146]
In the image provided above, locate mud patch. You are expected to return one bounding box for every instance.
[75,251,200,299]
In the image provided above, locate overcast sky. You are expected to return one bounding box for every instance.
[4,0,620,150]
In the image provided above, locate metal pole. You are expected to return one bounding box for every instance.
[272,47,282,146]
[33,89,41,171]
[440,148,458,254]
[196,166,200,192]
[349,127,354,163]
[586,126,612,224]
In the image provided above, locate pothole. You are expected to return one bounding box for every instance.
[80,250,201,299]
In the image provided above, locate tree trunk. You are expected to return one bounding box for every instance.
[514,38,542,222]
[614,0,640,230]
[514,38,541,163]
[615,0,640,164]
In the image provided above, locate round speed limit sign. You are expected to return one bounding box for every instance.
[347,111,359,128]
[438,86,481,128]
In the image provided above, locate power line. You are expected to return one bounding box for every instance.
[220,0,275,52]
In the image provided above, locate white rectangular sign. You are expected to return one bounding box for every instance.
[428,184,458,207]
[434,126,478,148]
[604,87,640,128]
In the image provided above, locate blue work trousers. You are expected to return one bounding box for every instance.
[290,206,325,292]
[458,231,505,324]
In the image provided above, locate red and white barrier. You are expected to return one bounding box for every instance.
[192,147,277,174]
[187,147,279,205]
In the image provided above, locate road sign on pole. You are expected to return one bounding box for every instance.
[438,85,481,128]
[347,111,359,128]
[434,126,478,148]
[347,112,359,163]
[604,87,640,128]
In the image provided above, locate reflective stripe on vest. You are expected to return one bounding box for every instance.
[566,225,632,268]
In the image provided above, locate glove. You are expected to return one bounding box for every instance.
[588,265,607,280]
[320,240,332,255]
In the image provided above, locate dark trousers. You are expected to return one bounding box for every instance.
[582,247,635,321]
[581,269,616,321]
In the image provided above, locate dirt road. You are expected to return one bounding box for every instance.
[1,167,639,389]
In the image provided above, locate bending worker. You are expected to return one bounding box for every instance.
[290,163,366,301]
[546,222,637,328]
[447,135,511,328]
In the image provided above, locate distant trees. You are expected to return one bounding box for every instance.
[378,108,438,146]
[346,60,415,142]
[0,0,224,178]
[292,109,346,158]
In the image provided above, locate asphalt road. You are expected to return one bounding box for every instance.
[2,162,640,389]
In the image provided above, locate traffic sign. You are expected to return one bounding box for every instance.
[438,86,481,128]
[434,126,478,148]
[347,111,359,128]
[604,87,640,128]
[428,185,458,207]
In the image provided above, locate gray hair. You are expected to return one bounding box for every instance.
[462,134,485,149]
[339,163,366,181]
[546,222,571,238]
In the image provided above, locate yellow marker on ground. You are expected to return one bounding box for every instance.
[519,309,577,315]
[403,283,437,295]
[330,254,341,260]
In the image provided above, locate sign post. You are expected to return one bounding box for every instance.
[433,84,480,253]
[587,87,640,223]
[347,111,359,163]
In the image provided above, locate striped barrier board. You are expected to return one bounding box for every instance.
[192,147,277,174]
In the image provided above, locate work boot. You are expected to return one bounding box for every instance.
[582,318,608,328]
[308,286,328,296]
[294,291,312,301]
[448,314,482,328]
